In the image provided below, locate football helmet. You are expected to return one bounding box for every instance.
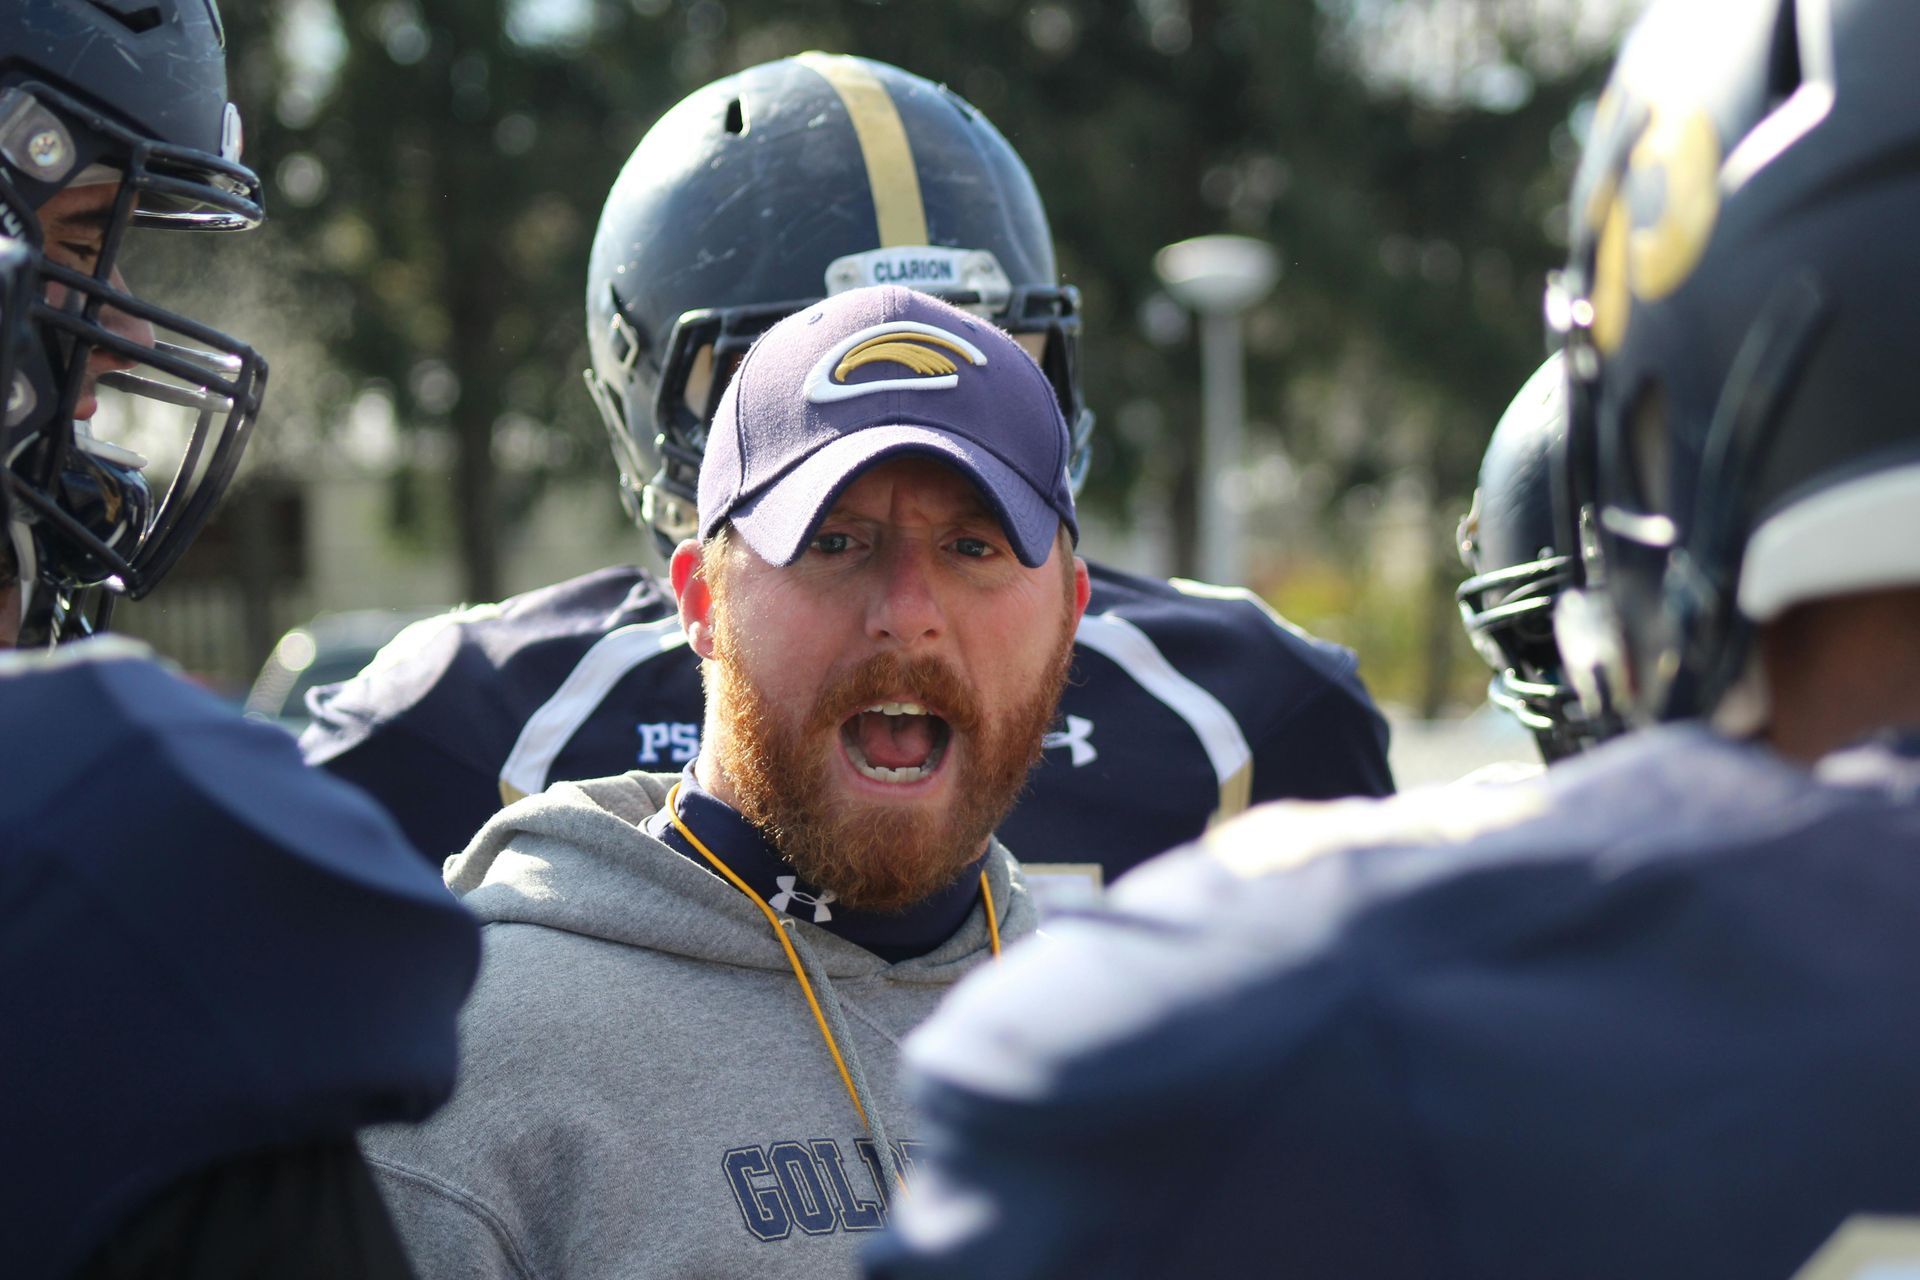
[584,53,1087,555]
[0,0,267,643]
[1457,353,1589,761]
[1549,0,1920,728]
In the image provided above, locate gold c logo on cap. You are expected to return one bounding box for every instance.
[805,320,989,404]
[837,334,968,379]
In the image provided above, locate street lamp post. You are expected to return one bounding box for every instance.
[1154,235,1280,587]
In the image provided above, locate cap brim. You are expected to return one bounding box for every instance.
[727,426,1068,569]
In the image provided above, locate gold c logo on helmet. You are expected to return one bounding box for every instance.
[1590,102,1723,354]
[805,320,989,404]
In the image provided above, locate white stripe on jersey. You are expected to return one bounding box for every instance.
[1073,611,1254,824]
[499,616,689,804]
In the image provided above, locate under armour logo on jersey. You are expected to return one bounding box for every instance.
[1043,715,1097,767]
[769,876,837,924]
[804,321,988,404]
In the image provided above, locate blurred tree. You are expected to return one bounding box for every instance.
[226,0,678,601]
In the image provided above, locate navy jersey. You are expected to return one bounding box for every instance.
[868,726,1920,1279]
[0,639,480,1280]
[301,560,1392,880]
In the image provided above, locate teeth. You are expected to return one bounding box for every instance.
[845,736,946,783]
[861,702,930,716]
[859,761,929,783]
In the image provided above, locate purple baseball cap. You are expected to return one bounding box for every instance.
[697,285,1078,569]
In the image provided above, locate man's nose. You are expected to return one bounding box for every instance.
[91,266,156,368]
[867,540,946,646]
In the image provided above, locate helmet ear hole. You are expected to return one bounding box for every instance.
[723,98,747,136]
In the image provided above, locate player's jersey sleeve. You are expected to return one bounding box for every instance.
[1145,573,1393,806]
[71,1140,413,1280]
[872,774,1571,1278]
[301,567,694,864]
[872,772,1578,1280]
[1002,564,1392,883]
[878,731,1920,1278]
[0,639,479,1280]
[865,828,1449,1278]
[1244,637,1394,803]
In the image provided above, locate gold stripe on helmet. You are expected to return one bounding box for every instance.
[795,52,929,248]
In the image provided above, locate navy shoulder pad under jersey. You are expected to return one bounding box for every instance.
[301,565,695,861]
[302,559,1391,881]
[871,726,1920,1279]
[0,639,479,1280]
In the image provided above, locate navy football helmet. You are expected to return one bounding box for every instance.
[584,53,1087,555]
[1549,0,1920,729]
[0,0,266,643]
[1457,353,1589,761]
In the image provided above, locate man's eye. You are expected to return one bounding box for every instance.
[953,537,994,559]
[49,241,103,274]
[811,531,853,555]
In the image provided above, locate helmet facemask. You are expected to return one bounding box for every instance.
[0,78,266,643]
[1455,531,1584,760]
[1455,351,1603,761]
[587,275,1087,560]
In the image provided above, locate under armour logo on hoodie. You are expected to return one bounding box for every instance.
[769,876,837,924]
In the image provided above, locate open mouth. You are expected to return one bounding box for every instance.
[840,701,953,784]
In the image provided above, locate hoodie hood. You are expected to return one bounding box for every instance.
[445,771,1034,979]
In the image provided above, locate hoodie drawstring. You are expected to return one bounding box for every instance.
[663,782,1000,1173]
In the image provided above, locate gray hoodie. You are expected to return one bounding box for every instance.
[361,771,1036,1279]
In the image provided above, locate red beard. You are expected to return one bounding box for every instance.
[704,618,1075,914]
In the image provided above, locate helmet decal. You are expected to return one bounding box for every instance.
[795,52,929,247]
[1590,101,1724,353]
[824,246,1014,313]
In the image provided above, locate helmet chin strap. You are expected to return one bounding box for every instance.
[2,498,110,647]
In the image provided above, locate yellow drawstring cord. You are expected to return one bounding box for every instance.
[663,781,1001,1132]
[667,783,869,1127]
[982,868,1002,958]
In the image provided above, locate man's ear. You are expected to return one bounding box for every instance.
[1071,555,1092,624]
[670,538,717,659]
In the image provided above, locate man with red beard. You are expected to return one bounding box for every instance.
[360,285,1086,1279]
